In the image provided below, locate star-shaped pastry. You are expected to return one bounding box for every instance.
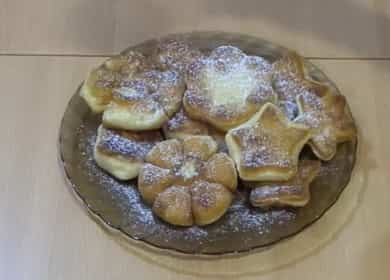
[225,103,312,181]
[272,51,305,80]
[295,90,357,160]
[248,160,321,209]
[272,51,330,115]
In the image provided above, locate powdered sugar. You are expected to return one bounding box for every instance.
[97,126,162,160]
[184,46,276,129]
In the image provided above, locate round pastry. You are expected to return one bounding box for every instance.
[225,103,312,181]
[183,46,277,131]
[102,70,185,131]
[247,160,321,209]
[93,125,162,180]
[80,51,152,113]
[152,38,204,74]
[138,136,237,226]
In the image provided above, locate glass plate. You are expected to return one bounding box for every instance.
[58,32,358,258]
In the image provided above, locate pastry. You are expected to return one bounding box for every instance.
[138,136,237,226]
[163,107,210,139]
[248,160,321,209]
[225,103,312,181]
[183,46,277,131]
[272,51,306,82]
[102,70,185,131]
[295,90,357,160]
[93,125,162,180]
[272,51,329,115]
[162,107,227,152]
[279,100,299,120]
[152,38,204,74]
[80,51,152,113]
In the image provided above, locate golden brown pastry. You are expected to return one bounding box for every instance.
[272,51,329,117]
[183,46,278,131]
[81,51,152,113]
[295,90,357,160]
[162,107,227,152]
[138,136,237,226]
[225,103,312,181]
[152,38,204,74]
[93,125,162,180]
[248,160,321,209]
[102,70,185,131]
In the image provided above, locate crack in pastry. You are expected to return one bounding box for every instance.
[295,90,357,160]
[102,70,185,131]
[152,38,204,74]
[183,46,278,131]
[279,100,299,120]
[138,136,237,226]
[248,160,321,209]
[93,125,162,180]
[80,51,153,113]
[226,103,312,181]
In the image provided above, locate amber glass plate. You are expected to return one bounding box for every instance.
[59,32,357,255]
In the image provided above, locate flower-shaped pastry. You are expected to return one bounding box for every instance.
[272,51,329,115]
[81,51,153,113]
[248,160,321,209]
[226,103,312,181]
[296,90,357,160]
[138,136,237,226]
[152,38,204,74]
[183,46,277,131]
[102,70,185,131]
[94,125,162,180]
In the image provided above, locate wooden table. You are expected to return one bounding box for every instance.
[1,1,389,279]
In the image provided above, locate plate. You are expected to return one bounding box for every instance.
[59,32,357,255]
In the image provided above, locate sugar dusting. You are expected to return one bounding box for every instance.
[97,127,161,160]
[95,52,152,89]
[234,127,291,169]
[76,118,297,252]
[117,69,184,117]
[68,37,357,253]
[279,101,299,120]
[153,38,204,74]
[185,46,275,121]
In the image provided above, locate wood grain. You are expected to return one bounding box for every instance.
[0,57,388,279]
[0,0,389,57]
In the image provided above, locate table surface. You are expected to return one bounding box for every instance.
[0,1,389,279]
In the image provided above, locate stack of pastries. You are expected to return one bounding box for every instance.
[81,38,357,227]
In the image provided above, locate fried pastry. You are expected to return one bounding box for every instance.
[183,46,278,131]
[102,70,185,130]
[93,125,162,180]
[138,136,237,226]
[295,90,357,160]
[152,38,204,74]
[248,160,321,209]
[272,51,329,116]
[162,107,227,152]
[81,51,152,113]
[226,103,312,181]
